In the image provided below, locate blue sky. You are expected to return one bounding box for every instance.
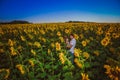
[0,0,120,23]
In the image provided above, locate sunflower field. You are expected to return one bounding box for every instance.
[0,23,120,80]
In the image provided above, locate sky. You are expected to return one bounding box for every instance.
[0,0,120,23]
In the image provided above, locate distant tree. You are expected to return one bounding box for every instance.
[0,20,32,24]
[66,21,86,23]
[9,20,31,24]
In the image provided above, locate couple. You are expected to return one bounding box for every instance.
[64,34,76,64]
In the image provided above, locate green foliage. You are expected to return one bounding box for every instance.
[0,23,120,80]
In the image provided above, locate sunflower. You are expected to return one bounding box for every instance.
[112,33,119,39]
[74,34,79,40]
[16,64,25,74]
[51,43,55,48]
[101,37,110,47]
[48,49,51,54]
[81,73,90,80]
[82,40,87,47]
[28,59,34,67]
[10,47,17,56]
[93,50,99,56]
[0,69,10,79]
[34,41,41,48]
[31,49,36,55]
[20,36,26,41]
[83,52,90,59]
[59,53,65,64]
[55,42,61,51]
[104,65,120,80]
[79,34,84,39]
[65,29,69,34]
[59,37,64,42]
[74,58,83,68]
[74,48,82,57]
[57,31,61,36]
[8,39,14,46]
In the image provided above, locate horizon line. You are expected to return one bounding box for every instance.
[0,20,120,24]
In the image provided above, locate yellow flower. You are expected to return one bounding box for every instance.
[74,48,82,57]
[57,31,61,36]
[112,33,119,39]
[116,66,120,72]
[74,58,83,68]
[59,37,64,43]
[29,59,34,67]
[74,51,79,57]
[8,39,14,46]
[10,47,17,56]
[51,43,55,48]
[48,49,51,54]
[81,73,90,80]
[82,40,87,47]
[59,53,65,64]
[85,39,90,44]
[5,69,10,79]
[89,37,93,41]
[79,34,84,39]
[20,36,26,41]
[17,45,22,50]
[28,42,33,46]
[28,34,33,39]
[55,42,61,51]
[109,47,115,54]
[104,65,111,70]
[41,38,46,42]
[105,32,111,37]
[104,65,112,76]
[93,50,99,56]
[34,41,41,48]
[96,29,103,35]
[90,27,93,31]
[77,62,83,68]
[83,52,90,59]
[16,64,25,74]
[0,69,10,79]
[104,65,120,80]
[84,26,89,31]
[31,49,36,55]
[114,77,118,80]
[101,37,110,47]
[74,58,78,63]
[40,30,45,35]
[108,26,114,32]
[74,34,79,40]
[0,49,4,53]
[65,29,69,34]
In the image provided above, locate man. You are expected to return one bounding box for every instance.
[66,34,76,64]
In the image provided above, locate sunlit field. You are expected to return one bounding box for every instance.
[0,23,120,80]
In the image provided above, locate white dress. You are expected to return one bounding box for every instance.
[69,38,76,54]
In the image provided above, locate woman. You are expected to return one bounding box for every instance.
[64,34,76,64]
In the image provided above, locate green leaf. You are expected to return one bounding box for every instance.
[63,72,73,80]
[41,72,46,78]
[45,64,51,69]
[84,62,91,68]
[28,72,35,80]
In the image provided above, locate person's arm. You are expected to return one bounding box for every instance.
[66,42,73,48]
[69,44,73,48]
[69,42,73,48]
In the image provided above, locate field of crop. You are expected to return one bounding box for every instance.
[0,23,120,80]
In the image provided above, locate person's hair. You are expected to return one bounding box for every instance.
[64,36,67,39]
[64,36,68,41]
[70,34,74,37]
